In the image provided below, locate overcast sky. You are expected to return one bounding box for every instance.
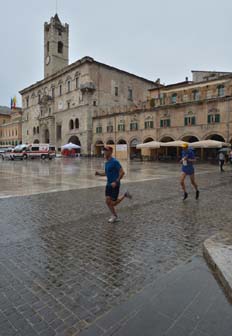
[1,0,232,107]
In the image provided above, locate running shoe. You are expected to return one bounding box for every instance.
[196,190,200,200]
[108,216,120,223]
[183,192,188,201]
[124,191,132,199]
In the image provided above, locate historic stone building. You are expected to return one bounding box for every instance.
[19,14,155,154]
[0,107,23,146]
[92,71,232,159]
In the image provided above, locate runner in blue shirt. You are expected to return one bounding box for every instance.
[96,146,132,223]
[180,143,199,200]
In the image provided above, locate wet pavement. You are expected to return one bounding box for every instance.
[81,256,232,336]
[0,159,232,335]
[0,158,216,198]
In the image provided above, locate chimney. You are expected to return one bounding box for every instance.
[185,77,188,82]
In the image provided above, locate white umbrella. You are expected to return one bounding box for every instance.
[61,142,81,150]
[190,140,230,148]
[161,140,189,147]
[136,141,161,149]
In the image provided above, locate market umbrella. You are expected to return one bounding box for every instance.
[190,140,230,148]
[61,142,81,150]
[218,148,231,153]
[136,141,161,149]
[160,140,189,147]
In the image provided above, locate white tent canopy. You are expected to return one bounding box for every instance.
[136,141,161,149]
[61,142,81,150]
[190,140,230,148]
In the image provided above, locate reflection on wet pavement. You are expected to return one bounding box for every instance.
[0,158,217,198]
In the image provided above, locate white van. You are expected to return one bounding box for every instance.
[25,144,56,160]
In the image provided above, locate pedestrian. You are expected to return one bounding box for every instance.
[180,143,199,200]
[219,151,225,172]
[95,146,132,223]
[229,150,232,164]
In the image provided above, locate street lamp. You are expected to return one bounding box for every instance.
[114,114,117,158]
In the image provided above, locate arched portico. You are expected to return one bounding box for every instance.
[117,139,127,145]
[95,140,104,156]
[203,133,226,161]
[141,137,157,161]
[129,138,141,160]
[205,133,225,142]
[68,135,81,146]
[106,139,115,145]
[181,135,199,143]
[159,136,176,160]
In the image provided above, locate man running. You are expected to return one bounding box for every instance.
[95,146,132,223]
[180,143,199,200]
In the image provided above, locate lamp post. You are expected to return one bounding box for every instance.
[114,114,117,158]
[226,97,230,143]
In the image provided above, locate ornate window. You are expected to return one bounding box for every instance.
[208,114,220,123]
[130,121,138,131]
[52,87,55,98]
[184,116,196,126]
[144,120,154,129]
[96,126,102,134]
[160,119,171,128]
[218,85,225,97]
[128,88,133,101]
[193,90,200,101]
[69,119,74,130]
[59,85,62,96]
[76,77,79,89]
[67,80,71,93]
[75,119,79,129]
[107,125,113,133]
[171,93,177,104]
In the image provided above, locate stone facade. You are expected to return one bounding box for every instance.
[92,71,232,159]
[0,107,22,146]
[19,14,155,154]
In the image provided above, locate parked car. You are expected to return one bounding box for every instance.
[11,144,29,160]
[0,146,12,159]
[1,148,14,160]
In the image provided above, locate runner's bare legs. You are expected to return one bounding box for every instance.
[190,174,198,191]
[180,173,187,193]
[106,194,126,217]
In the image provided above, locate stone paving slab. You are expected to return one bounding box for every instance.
[80,256,232,336]
[203,232,232,301]
[0,165,232,335]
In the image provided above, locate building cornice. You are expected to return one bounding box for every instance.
[20,56,156,95]
[93,95,232,120]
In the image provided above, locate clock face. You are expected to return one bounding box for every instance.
[46,56,50,65]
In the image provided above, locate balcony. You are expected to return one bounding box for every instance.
[80,82,96,93]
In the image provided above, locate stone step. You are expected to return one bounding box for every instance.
[203,231,232,302]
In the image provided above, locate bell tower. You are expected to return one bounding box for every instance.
[44,14,69,78]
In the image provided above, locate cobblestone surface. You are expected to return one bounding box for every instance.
[0,161,231,335]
